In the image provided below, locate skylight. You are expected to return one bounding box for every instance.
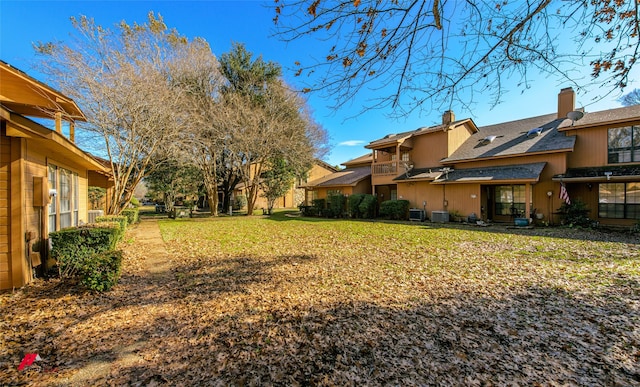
[480,135,497,145]
[526,127,543,138]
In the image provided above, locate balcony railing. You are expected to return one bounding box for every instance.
[372,161,398,175]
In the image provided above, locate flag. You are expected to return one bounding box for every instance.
[559,182,571,205]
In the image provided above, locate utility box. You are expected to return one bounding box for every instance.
[409,208,426,222]
[33,176,49,207]
[431,210,449,223]
[88,210,104,223]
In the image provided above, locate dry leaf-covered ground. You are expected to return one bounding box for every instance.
[1,214,639,385]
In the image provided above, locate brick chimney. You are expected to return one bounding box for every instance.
[558,87,575,119]
[442,110,455,126]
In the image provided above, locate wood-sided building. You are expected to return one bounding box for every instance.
[302,154,373,203]
[0,61,110,290]
[365,88,640,227]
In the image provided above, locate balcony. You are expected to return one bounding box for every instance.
[372,161,397,176]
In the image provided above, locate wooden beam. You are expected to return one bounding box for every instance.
[55,111,62,133]
[10,137,28,287]
[69,121,75,142]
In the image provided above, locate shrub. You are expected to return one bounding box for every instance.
[348,194,365,218]
[558,199,593,228]
[233,195,247,211]
[121,208,139,225]
[79,250,123,292]
[129,197,140,207]
[359,194,377,219]
[95,215,128,240]
[50,223,122,278]
[326,194,346,218]
[379,199,410,220]
[312,198,326,216]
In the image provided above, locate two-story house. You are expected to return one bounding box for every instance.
[366,88,640,227]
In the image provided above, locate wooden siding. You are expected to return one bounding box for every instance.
[411,130,450,167]
[0,125,10,289]
[10,136,28,288]
[567,127,608,168]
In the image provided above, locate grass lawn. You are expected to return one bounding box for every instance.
[1,213,638,385]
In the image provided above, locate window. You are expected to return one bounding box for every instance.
[608,126,640,163]
[60,169,72,228]
[494,185,530,216]
[401,152,410,162]
[48,165,57,233]
[390,189,398,200]
[48,165,80,232]
[327,189,342,196]
[599,183,640,219]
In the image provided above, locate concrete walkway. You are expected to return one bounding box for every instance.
[126,218,173,276]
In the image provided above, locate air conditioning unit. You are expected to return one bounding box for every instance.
[88,210,104,223]
[431,210,449,223]
[409,208,425,222]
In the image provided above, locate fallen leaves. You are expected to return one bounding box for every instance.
[0,217,638,385]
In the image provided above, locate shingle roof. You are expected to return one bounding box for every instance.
[559,104,640,130]
[432,162,547,183]
[302,166,371,188]
[366,119,476,149]
[554,165,640,180]
[393,167,443,182]
[441,113,575,163]
[342,153,372,167]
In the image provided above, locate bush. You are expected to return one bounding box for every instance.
[358,194,377,219]
[95,215,128,240]
[348,194,365,218]
[79,250,123,292]
[233,195,247,211]
[129,197,140,207]
[50,223,122,278]
[558,199,593,228]
[312,198,326,216]
[121,208,139,225]
[326,194,346,218]
[379,199,410,220]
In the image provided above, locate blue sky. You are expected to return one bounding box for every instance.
[1,0,638,166]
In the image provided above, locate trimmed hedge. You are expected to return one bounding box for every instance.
[312,199,326,216]
[348,194,365,218]
[95,215,128,241]
[50,223,122,277]
[358,194,377,219]
[379,199,410,220]
[326,194,346,218]
[121,208,139,226]
[79,250,123,291]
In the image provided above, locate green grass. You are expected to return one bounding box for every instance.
[160,215,639,296]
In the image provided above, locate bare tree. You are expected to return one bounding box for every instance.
[619,88,640,106]
[167,39,226,216]
[273,0,639,116]
[35,12,197,214]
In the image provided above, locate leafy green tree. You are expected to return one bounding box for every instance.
[215,44,327,215]
[261,156,297,214]
[145,160,203,213]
